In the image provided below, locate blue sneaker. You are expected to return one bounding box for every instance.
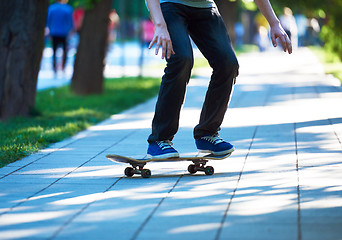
[147,141,179,159]
[195,134,235,155]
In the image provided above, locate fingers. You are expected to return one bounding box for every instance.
[272,32,292,54]
[285,34,292,54]
[155,38,161,56]
[161,39,166,59]
[159,37,174,59]
[148,37,156,50]
[279,34,292,54]
[149,36,174,59]
[281,35,287,52]
[271,34,277,47]
[166,40,174,59]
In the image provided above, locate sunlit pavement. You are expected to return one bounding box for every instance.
[1,48,342,239]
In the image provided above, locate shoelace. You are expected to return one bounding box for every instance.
[157,140,174,150]
[202,134,224,145]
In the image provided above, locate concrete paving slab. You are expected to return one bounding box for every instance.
[219,222,298,240]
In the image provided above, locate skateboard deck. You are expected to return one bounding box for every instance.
[106,152,232,178]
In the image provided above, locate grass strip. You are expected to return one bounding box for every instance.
[0,77,160,167]
[309,46,342,83]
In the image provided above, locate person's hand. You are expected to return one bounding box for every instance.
[149,24,175,59]
[270,22,292,54]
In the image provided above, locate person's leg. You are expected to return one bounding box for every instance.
[188,6,239,140]
[51,36,58,73]
[61,36,68,71]
[148,3,194,144]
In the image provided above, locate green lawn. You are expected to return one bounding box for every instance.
[309,46,342,83]
[0,77,160,167]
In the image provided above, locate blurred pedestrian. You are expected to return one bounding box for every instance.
[254,13,271,51]
[73,7,84,34]
[280,7,298,49]
[139,18,155,77]
[141,18,155,47]
[295,13,308,47]
[108,9,120,43]
[255,26,270,52]
[234,22,244,48]
[47,0,74,74]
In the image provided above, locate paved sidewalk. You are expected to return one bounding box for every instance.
[1,48,342,240]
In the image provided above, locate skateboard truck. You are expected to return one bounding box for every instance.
[124,162,151,178]
[188,160,214,176]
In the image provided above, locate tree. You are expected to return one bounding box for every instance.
[0,0,49,120]
[215,0,238,44]
[71,0,112,95]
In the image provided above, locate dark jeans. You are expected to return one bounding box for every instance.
[148,3,239,143]
[51,36,67,72]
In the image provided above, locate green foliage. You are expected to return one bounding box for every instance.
[321,24,342,60]
[271,0,342,61]
[112,0,149,19]
[68,0,100,9]
[309,46,342,83]
[67,0,150,18]
[49,0,101,10]
[0,77,161,167]
[240,0,257,11]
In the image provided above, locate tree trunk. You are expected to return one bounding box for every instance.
[0,0,48,120]
[215,0,238,44]
[71,0,112,95]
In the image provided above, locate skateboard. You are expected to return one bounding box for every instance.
[106,152,232,178]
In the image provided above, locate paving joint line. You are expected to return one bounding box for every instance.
[49,177,123,240]
[294,122,302,240]
[0,129,139,216]
[215,83,273,239]
[292,85,303,240]
[131,175,184,240]
[0,138,80,181]
[313,85,342,149]
[215,126,258,240]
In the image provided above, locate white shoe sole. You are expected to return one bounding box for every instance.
[198,147,235,155]
[147,152,180,159]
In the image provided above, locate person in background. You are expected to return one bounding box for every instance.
[73,7,84,34]
[279,7,298,49]
[139,18,155,76]
[108,10,120,43]
[47,0,74,75]
[141,18,155,47]
[254,13,271,51]
[295,13,308,47]
[234,22,244,48]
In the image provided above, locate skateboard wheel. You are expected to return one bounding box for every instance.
[141,169,151,178]
[204,166,214,175]
[188,164,197,174]
[124,167,134,177]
